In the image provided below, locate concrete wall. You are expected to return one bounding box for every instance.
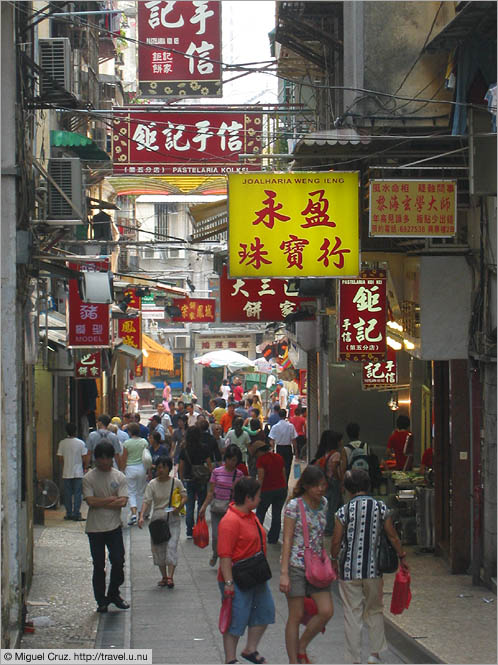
[34,366,54,480]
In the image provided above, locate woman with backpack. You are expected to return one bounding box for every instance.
[312,430,343,536]
[179,426,212,539]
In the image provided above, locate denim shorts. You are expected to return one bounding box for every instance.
[288,565,332,597]
[218,581,275,636]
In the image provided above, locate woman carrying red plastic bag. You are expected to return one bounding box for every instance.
[193,516,209,549]
[390,566,412,615]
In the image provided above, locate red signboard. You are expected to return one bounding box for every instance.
[171,298,216,322]
[362,347,397,389]
[135,360,143,377]
[112,110,262,175]
[338,269,387,362]
[124,288,141,309]
[67,262,110,348]
[117,316,142,350]
[220,265,315,322]
[137,0,222,98]
[75,351,102,379]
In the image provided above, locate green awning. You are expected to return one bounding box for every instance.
[50,130,110,161]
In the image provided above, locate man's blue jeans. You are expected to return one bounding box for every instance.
[63,477,83,518]
[185,480,207,537]
[256,487,287,543]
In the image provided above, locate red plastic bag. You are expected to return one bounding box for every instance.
[390,567,412,615]
[193,516,209,549]
[219,593,233,634]
[301,597,326,633]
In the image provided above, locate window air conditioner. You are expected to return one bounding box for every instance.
[47,158,86,224]
[174,336,189,349]
[38,38,71,99]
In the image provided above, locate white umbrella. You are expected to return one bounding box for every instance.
[194,349,256,373]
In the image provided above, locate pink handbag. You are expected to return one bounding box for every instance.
[298,498,336,588]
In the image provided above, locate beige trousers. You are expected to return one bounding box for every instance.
[339,577,388,663]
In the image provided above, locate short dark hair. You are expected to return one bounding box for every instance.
[293,465,325,498]
[134,413,141,422]
[346,422,360,439]
[199,419,210,432]
[227,402,236,410]
[279,409,287,419]
[177,401,185,408]
[273,404,281,413]
[168,400,175,408]
[250,408,260,418]
[217,398,226,408]
[224,444,241,461]
[94,441,115,459]
[233,476,261,505]
[127,422,140,437]
[344,469,371,494]
[98,414,111,427]
[150,431,162,445]
[156,455,173,472]
[150,414,161,423]
[65,422,77,437]
[396,415,410,430]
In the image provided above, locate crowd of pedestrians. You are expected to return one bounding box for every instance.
[55,376,410,663]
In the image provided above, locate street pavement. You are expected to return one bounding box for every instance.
[97,512,407,664]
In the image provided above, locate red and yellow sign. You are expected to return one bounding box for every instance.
[362,348,397,389]
[228,172,359,278]
[369,180,457,237]
[117,317,142,350]
[172,298,215,322]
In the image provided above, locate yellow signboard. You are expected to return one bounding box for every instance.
[228,172,359,278]
[369,179,457,237]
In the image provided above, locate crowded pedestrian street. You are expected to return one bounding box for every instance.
[1,1,496,663]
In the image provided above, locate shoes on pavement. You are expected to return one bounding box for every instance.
[367,656,381,664]
[96,602,108,613]
[166,577,174,588]
[64,515,73,520]
[186,534,193,539]
[128,515,137,526]
[107,596,130,610]
[72,515,86,521]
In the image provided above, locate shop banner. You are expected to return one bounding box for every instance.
[197,335,252,353]
[112,110,262,175]
[67,262,110,348]
[338,269,387,362]
[171,298,216,322]
[117,316,142,350]
[369,179,457,237]
[137,0,222,98]
[220,265,314,322]
[228,172,359,278]
[135,360,143,377]
[124,288,141,309]
[75,351,102,379]
[362,347,397,389]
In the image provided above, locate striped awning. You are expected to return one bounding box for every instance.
[142,334,173,371]
[108,175,227,197]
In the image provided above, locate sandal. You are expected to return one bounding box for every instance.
[157,578,168,587]
[242,652,266,664]
[298,654,311,664]
[166,576,175,588]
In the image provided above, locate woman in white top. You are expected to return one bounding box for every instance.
[138,455,187,588]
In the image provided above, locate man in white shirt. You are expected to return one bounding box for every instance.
[269,409,298,482]
[155,403,173,435]
[277,380,288,409]
[57,422,88,521]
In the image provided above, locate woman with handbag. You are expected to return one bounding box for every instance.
[330,469,408,664]
[119,422,149,526]
[280,465,334,665]
[138,456,187,588]
[179,426,212,540]
[217,476,275,665]
[199,444,245,567]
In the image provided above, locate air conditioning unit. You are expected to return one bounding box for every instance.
[47,158,86,224]
[38,38,71,99]
[174,336,189,349]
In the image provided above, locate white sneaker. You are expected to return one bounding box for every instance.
[128,515,137,526]
[367,656,381,664]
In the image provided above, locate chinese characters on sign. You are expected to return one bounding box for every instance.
[196,335,252,353]
[112,110,262,175]
[75,352,102,379]
[362,348,397,389]
[219,265,314,322]
[369,180,457,237]
[117,316,142,350]
[171,298,216,322]
[338,270,387,362]
[67,263,110,348]
[137,0,222,98]
[124,288,141,309]
[228,172,359,278]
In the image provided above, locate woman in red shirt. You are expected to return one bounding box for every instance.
[290,407,307,460]
[387,415,413,470]
[254,441,287,544]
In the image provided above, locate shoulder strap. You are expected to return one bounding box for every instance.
[254,517,265,552]
[298,498,310,548]
[166,477,175,523]
[228,469,238,501]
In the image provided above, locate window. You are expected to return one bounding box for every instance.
[155,203,177,239]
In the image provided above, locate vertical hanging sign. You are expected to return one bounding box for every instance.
[137,0,222,98]
[362,347,397,389]
[67,262,110,348]
[75,351,102,379]
[117,316,142,351]
[338,269,387,362]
